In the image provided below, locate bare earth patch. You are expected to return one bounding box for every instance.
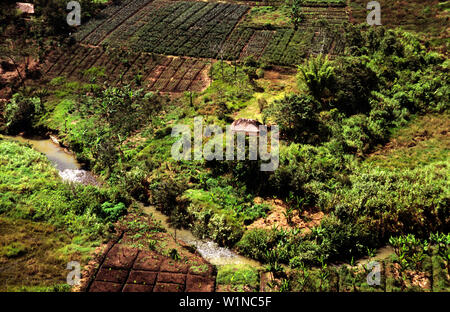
[247,198,324,234]
[78,210,217,292]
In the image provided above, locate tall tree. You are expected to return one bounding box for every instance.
[290,0,303,31]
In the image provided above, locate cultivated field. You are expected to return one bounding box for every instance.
[39,0,350,92]
[349,0,449,52]
[42,45,210,92]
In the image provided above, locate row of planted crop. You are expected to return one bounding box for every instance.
[104,1,170,47]
[83,0,154,46]
[130,2,249,59]
[73,0,135,42]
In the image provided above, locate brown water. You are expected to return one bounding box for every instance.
[3,134,261,267]
[143,205,261,267]
[357,246,395,265]
[4,135,80,171]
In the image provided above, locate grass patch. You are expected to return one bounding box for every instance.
[367,114,450,169]
[0,216,81,291]
[216,264,260,291]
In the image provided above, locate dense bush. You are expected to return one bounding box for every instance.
[331,56,378,114]
[4,94,42,134]
[297,54,335,103]
[263,94,323,143]
[333,163,449,240]
[267,143,352,205]
[0,139,125,239]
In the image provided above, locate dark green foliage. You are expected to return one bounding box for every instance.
[290,0,303,30]
[331,56,378,114]
[263,94,322,143]
[64,85,164,174]
[236,229,274,262]
[297,54,335,102]
[151,177,187,216]
[4,94,42,134]
[268,143,350,205]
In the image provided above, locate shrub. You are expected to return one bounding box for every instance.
[264,94,322,143]
[236,229,273,261]
[5,94,42,134]
[331,56,378,114]
[217,264,259,290]
[151,177,187,215]
[101,202,126,222]
[297,54,335,102]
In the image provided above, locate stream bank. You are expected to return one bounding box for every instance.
[2,134,394,270]
[3,134,261,267]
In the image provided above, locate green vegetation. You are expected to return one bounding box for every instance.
[0,138,126,237]
[217,265,260,291]
[0,0,448,293]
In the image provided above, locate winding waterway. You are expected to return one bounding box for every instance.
[4,135,393,268]
[4,134,261,267]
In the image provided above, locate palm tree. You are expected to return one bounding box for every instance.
[297,54,335,103]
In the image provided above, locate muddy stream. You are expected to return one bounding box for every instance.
[3,134,261,267]
[3,135,394,268]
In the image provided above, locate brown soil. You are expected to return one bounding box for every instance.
[78,210,216,292]
[0,58,41,100]
[390,263,433,291]
[247,198,324,234]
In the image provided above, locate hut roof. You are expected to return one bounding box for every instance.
[16,2,34,14]
[230,118,262,134]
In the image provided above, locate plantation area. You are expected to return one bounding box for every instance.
[0,0,449,293]
[349,0,450,53]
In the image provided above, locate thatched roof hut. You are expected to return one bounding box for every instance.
[230,118,263,136]
[16,2,34,14]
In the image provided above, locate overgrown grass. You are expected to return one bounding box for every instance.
[0,137,122,239]
[217,264,260,291]
[0,216,83,292]
[366,114,450,169]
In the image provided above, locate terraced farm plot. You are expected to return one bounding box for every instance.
[222,4,348,64]
[72,1,349,66]
[75,1,249,59]
[74,0,136,42]
[76,0,155,45]
[55,1,350,92]
[349,0,449,33]
[86,245,216,292]
[42,45,210,93]
[301,4,348,26]
[129,2,250,58]
[349,0,449,52]
[258,23,347,65]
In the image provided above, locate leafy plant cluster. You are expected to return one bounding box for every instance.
[231,27,450,263]
[0,138,127,240]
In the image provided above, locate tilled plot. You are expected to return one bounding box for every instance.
[222,5,349,64]
[42,46,210,93]
[87,244,216,292]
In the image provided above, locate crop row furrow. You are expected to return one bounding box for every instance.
[83,0,153,46]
